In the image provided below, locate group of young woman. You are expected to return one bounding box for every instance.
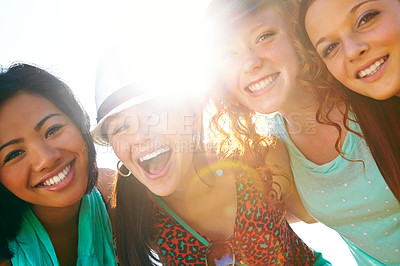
[0,0,398,265]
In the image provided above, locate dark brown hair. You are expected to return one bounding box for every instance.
[0,63,98,258]
[299,0,400,202]
[110,166,157,265]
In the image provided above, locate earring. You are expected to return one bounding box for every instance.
[117,161,131,177]
[192,130,202,151]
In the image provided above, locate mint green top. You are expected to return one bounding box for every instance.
[271,114,400,265]
[8,187,116,266]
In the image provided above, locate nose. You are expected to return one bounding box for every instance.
[31,140,62,173]
[122,115,153,149]
[343,35,369,62]
[242,48,262,74]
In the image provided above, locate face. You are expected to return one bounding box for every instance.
[305,0,400,100]
[0,92,89,211]
[105,98,199,197]
[217,3,300,114]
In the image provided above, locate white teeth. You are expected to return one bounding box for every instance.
[358,56,388,78]
[247,74,278,92]
[139,147,171,162]
[42,164,71,186]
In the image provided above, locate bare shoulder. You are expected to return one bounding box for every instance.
[264,138,290,167]
[97,168,117,202]
[264,139,292,196]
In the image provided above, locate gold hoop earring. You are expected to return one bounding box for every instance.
[117,161,131,177]
[192,129,202,151]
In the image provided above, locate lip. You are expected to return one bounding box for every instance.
[35,160,76,192]
[354,55,389,82]
[244,72,280,97]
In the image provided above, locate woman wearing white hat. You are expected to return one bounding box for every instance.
[92,43,329,266]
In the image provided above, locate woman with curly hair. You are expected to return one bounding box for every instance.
[206,0,400,264]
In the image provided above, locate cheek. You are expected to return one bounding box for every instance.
[269,39,300,74]
[0,168,28,197]
[378,22,400,45]
[321,56,345,80]
[220,64,240,90]
[111,139,130,160]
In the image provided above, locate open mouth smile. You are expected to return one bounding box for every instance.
[246,72,279,93]
[39,163,72,187]
[137,145,172,175]
[357,55,388,79]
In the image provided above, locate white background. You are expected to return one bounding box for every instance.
[0,0,356,265]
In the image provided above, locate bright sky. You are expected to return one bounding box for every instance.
[0,0,356,265]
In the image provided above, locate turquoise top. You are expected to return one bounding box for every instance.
[8,187,116,266]
[271,113,400,265]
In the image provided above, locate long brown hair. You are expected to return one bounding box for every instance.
[0,63,98,259]
[299,0,400,202]
[110,165,157,266]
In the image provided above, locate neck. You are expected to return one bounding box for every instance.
[31,201,81,234]
[162,154,218,209]
[278,86,319,132]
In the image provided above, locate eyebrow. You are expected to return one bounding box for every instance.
[350,0,378,14]
[315,37,326,49]
[0,139,23,152]
[0,113,62,152]
[314,0,378,48]
[34,113,61,131]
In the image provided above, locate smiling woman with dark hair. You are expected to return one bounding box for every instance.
[0,63,116,265]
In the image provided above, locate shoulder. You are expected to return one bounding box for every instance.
[263,139,291,199]
[264,138,290,168]
[97,168,117,204]
[265,141,316,223]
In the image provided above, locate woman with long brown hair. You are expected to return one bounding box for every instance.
[206,0,400,264]
[0,63,116,265]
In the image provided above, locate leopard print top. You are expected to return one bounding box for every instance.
[152,172,315,265]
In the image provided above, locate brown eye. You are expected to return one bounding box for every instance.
[257,32,275,44]
[3,150,24,164]
[112,125,127,135]
[357,11,379,27]
[322,43,339,58]
[45,124,64,138]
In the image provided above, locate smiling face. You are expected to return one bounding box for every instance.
[104,98,199,197]
[216,3,300,114]
[305,0,400,99]
[0,92,89,210]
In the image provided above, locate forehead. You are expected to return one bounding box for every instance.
[219,3,288,41]
[306,0,378,23]
[0,92,62,136]
[305,0,380,42]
